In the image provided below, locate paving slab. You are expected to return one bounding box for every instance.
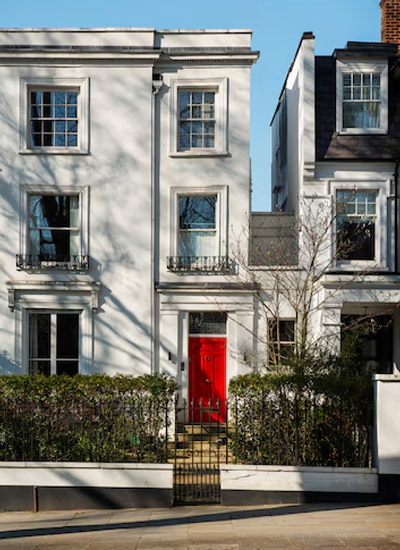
[0,503,398,549]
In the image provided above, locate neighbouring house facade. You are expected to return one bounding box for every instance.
[0,27,258,406]
[268,1,400,375]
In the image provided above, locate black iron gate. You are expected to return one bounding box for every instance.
[173,399,228,505]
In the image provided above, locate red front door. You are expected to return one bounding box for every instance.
[189,337,226,423]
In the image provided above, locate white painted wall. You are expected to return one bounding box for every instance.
[374,375,400,475]
[0,28,258,382]
[221,464,378,494]
[271,35,315,214]
[0,462,173,488]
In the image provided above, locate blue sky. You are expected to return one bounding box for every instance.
[1,0,381,211]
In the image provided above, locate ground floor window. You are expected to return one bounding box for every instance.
[29,311,79,375]
[341,314,393,374]
[268,319,295,365]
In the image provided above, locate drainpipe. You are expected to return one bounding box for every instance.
[395,160,400,273]
[151,76,163,374]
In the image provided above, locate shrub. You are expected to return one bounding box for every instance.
[0,374,178,463]
[228,358,373,467]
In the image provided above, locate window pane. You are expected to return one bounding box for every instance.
[269,319,295,342]
[67,106,77,118]
[372,74,381,86]
[189,312,227,334]
[204,135,215,147]
[29,313,50,359]
[54,134,65,146]
[31,91,42,104]
[67,134,78,146]
[192,91,203,104]
[37,230,71,258]
[29,360,51,376]
[363,74,371,86]
[353,74,362,86]
[192,106,202,119]
[30,195,79,229]
[343,88,351,100]
[57,314,79,359]
[179,196,216,229]
[56,361,79,376]
[54,92,66,105]
[179,91,190,105]
[67,92,78,104]
[343,74,351,86]
[343,102,380,128]
[204,92,215,104]
[191,134,203,148]
[337,220,375,260]
[179,231,217,256]
[179,134,190,150]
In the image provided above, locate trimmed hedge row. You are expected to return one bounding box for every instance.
[0,374,178,463]
[228,369,373,468]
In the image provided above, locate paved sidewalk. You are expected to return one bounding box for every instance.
[0,503,399,549]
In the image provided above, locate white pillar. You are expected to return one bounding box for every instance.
[159,311,179,379]
[320,304,342,354]
[374,374,400,500]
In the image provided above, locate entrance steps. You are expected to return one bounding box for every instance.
[170,423,233,464]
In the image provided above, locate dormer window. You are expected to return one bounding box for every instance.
[336,61,388,134]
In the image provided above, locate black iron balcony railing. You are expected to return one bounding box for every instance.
[16,254,90,271]
[167,256,233,273]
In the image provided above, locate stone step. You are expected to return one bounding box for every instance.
[176,424,227,435]
[173,436,228,447]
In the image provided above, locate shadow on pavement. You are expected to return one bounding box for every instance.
[0,501,382,540]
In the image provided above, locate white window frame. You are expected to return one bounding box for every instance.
[169,78,228,157]
[336,60,388,135]
[329,180,389,270]
[8,287,95,375]
[28,310,81,375]
[19,184,89,266]
[267,318,295,365]
[19,77,89,154]
[170,186,228,260]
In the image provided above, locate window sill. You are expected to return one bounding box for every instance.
[19,147,89,155]
[337,128,387,136]
[170,149,228,158]
[334,261,388,272]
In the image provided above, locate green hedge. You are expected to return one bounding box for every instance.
[0,374,178,463]
[228,368,373,468]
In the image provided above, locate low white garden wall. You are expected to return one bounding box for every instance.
[221,465,378,494]
[0,462,173,488]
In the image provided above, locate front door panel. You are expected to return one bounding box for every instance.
[189,337,226,422]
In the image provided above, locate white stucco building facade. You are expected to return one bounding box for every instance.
[269,28,400,375]
[0,27,258,408]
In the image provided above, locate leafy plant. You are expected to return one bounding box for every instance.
[0,374,178,463]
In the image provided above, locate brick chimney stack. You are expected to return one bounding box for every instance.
[381,0,400,52]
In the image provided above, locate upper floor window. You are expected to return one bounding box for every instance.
[336,61,388,135]
[170,78,228,157]
[178,90,215,151]
[342,73,381,130]
[336,190,378,261]
[167,186,230,273]
[29,195,80,261]
[30,90,78,148]
[20,78,89,154]
[178,195,217,257]
[17,185,89,271]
